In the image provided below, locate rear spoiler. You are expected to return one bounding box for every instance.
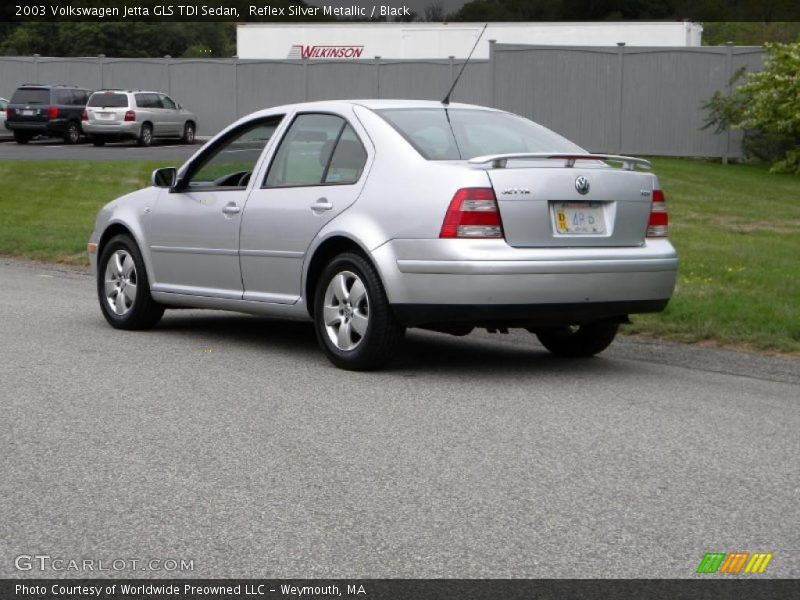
[467,153,652,171]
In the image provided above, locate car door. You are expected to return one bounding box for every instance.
[147,116,283,298]
[158,94,181,137]
[239,112,371,304]
[145,93,168,136]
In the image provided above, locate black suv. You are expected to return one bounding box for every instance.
[5,84,92,144]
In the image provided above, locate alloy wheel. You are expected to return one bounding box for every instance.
[104,249,137,316]
[322,271,369,351]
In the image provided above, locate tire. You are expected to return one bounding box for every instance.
[97,234,164,330]
[137,123,152,147]
[313,252,404,371]
[181,122,195,144]
[13,132,30,144]
[535,321,619,358]
[63,121,80,144]
[92,138,106,146]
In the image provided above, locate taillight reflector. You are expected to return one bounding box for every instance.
[48,105,58,119]
[440,188,504,239]
[81,110,88,121]
[647,189,668,237]
[124,110,135,122]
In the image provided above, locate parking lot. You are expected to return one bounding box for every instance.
[0,137,200,162]
[1,258,798,578]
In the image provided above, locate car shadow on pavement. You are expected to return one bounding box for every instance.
[152,312,624,376]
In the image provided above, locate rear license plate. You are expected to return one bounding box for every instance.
[552,201,606,234]
[97,112,115,120]
[21,109,35,116]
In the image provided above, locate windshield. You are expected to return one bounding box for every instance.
[11,88,50,105]
[376,108,583,160]
[88,93,128,108]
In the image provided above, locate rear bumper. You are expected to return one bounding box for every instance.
[6,120,69,134]
[393,299,668,327]
[372,238,677,325]
[82,122,140,137]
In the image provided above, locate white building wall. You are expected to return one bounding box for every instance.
[236,22,703,60]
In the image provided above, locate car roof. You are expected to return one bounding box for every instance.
[91,89,166,94]
[244,98,500,119]
[17,84,87,89]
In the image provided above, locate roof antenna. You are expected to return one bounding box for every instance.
[442,23,487,105]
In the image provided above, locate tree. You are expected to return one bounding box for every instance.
[703,38,800,173]
[424,2,447,22]
[737,40,800,173]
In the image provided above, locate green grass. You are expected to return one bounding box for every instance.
[0,160,175,264]
[0,158,798,354]
[628,158,800,353]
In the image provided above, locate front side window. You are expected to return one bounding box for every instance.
[264,114,367,188]
[187,117,283,190]
[377,108,583,160]
[160,95,177,110]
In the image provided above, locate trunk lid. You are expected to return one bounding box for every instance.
[487,162,655,248]
[86,107,126,125]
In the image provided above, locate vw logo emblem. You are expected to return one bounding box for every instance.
[575,176,590,195]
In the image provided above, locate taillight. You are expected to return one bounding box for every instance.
[48,105,58,119]
[440,188,504,239]
[647,190,668,237]
[81,110,88,121]
[124,110,135,122]
[5,108,11,120]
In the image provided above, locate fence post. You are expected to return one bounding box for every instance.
[449,55,455,98]
[233,58,239,119]
[489,40,496,107]
[163,55,172,97]
[616,42,625,154]
[303,58,309,101]
[97,54,105,89]
[374,56,381,98]
[723,41,734,164]
[33,54,40,83]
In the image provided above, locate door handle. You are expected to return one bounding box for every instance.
[222,203,241,215]
[311,198,333,213]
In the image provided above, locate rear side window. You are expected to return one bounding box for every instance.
[324,125,367,184]
[88,93,128,108]
[377,108,582,160]
[75,90,91,105]
[265,114,367,187]
[11,88,49,104]
[134,93,161,109]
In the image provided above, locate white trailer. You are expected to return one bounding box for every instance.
[236,22,703,60]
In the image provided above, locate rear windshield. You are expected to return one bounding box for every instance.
[88,93,128,108]
[11,88,50,105]
[376,108,582,160]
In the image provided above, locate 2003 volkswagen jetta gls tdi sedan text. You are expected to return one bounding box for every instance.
[88,100,678,370]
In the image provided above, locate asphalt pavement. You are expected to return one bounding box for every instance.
[0,137,201,162]
[0,258,798,578]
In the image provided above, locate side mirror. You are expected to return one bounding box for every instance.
[151,167,177,188]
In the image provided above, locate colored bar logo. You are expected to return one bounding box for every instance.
[696,552,773,574]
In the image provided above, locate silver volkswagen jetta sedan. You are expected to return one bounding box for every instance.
[88,100,677,370]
